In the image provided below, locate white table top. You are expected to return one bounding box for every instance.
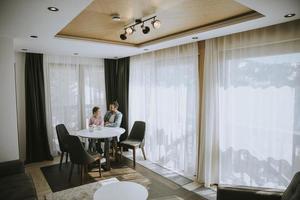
[74,127,125,139]
[93,181,148,200]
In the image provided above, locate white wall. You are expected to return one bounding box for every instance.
[0,37,19,162]
[15,52,26,161]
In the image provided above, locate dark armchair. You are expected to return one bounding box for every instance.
[217,171,300,200]
[56,124,70,169]
[120,121,146,168]
[66,135,102,184]
[0,160,37,200]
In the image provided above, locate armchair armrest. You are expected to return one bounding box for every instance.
[217,185,283,200]
[0,160,25,178]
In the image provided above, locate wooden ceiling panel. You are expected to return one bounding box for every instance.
[57,0,261,46]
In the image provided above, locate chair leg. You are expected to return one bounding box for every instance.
[141,147,147,160]
[65,152,69,163]
[80,165,83,184]
[59,152,64,170]
[112,142,116,159]
[99,159,102,177]
[84,165,88,182]
[133,147,136,168]
[68,162,74,182]
[120,146,123,161]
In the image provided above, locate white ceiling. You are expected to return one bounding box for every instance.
[0,0,299,59]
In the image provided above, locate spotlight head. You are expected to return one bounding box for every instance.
[151,19,161,29]
[120,33,127,40]
[141,25,150,34]
[125,27,134,35]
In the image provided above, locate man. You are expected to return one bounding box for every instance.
[101,101,123,157]
[104,101,123,127]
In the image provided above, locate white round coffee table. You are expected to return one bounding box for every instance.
[93,181,148,200]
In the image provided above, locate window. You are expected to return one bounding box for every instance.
[129,43,199,178]
[44,56,106,154]
[200,21,300,189]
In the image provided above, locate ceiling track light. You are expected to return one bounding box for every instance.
[120,16,161,40]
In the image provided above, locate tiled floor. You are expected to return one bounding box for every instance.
[122,150,216,200]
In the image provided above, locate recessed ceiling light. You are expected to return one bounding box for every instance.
[21,48,28,51]
[30,35,38,38]
[112,14,121,21]
[192,37,198,40]
[48,7,59,12]
[284,13,296,18]
[73,53,79,56]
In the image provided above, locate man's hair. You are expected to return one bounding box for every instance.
[111,101,119,109]
[92,106,100,114]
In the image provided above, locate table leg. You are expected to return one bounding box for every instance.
[104,138,111,171]
[85,138,89,150]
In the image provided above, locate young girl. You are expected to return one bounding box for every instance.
[89,106,103,127]
[88,106,103,153]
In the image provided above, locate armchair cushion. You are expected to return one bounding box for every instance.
[0,160,24,178]
[121,139,141,147]
[0,173,37,200]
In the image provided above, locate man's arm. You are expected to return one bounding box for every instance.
[106,112,123,127]
[103,112,110,123]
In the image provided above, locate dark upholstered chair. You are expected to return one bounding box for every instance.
[66,135,102,184]
[282,172,300,200]
[120,121,146,168]
[0,160,37,200]
[56,124,70,169]
[217,171,300,200]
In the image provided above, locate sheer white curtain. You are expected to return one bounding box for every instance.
[198,20,300,189]
[129,43,199,177]
[44,55,106,155]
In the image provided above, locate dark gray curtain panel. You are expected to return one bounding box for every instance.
[25,53,53,163]
[104,57,130,141]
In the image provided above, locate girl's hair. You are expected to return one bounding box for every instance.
[92,106,100,114]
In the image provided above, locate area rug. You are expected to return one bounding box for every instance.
[45,177,183,200]
[45,178,183,200]
[45,178,119,200]
[41,161,150,192]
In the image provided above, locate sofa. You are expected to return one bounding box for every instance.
[217,172,300,200]
[0,160,37,200]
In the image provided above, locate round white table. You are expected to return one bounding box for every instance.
[93,181,148,200]
[76,127,125,139]
[74,127,125,171]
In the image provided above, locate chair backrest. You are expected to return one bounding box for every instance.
[128,121,146,142]
[56,124,70,152]
[65,135,94,165]
[282,171,300,200]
